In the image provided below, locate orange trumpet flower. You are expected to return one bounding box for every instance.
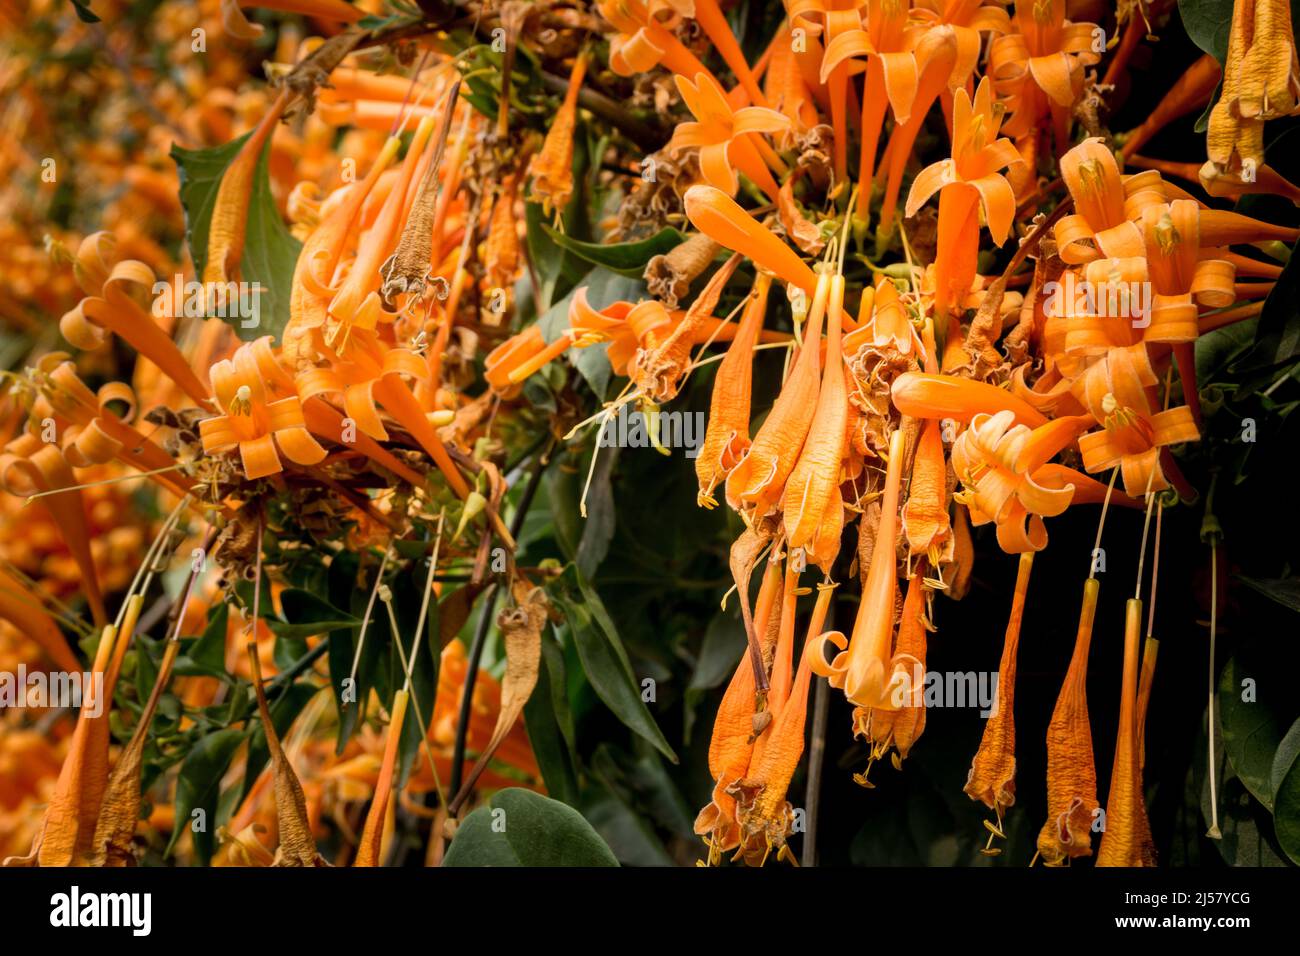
[891,370,1048,428]
[697,273,771,507]
[808,427,904,711]
[1096,599,1157,866]
[1037,577,1101,865]
[667,73,790,200]
[905,77,1021,318]
[950,410,1088,552]
[732,579,836,865]
[200,338,327,480]
[782,273,850,572]
[725,268,830,515]
[685,185,820,295]
[1072,344,1200,496]
[965,551,1033,820]
[988,0,1101,150]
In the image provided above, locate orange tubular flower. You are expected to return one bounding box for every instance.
[353,689,408,867]
[1072,344,1200,496]
[695,558,783,863]
[965,551,1033,820]
[905,77,1020,319]
[1037,577,1101,866]
[685,185,820,295]
[200,338,327,480]
[860,565,930,762]
[787,0,870,179]
[765,35,820,135]
[732,580,836,865]
[17,357,192,501]
[565,286,785,379]
[902,418,950,561]
[0,568,80,673]
[818,0,919,225]
[914,0,1012,88]
[697,273,771,507]
[1053,138,1154,264]
[220,0,362,40]
[297,329,432,445]
[891,371,1048,428]
[667,73,789,200]
[1142,200,1237,341]
[874,25,959,243]
[632,253,743,402]
[204,92,289,288]
[726,269,830,515]
[988,0,1101,150]
[284,135,403,364]
[809,427,905,711]
[328,115,437,344]
[1096,599,1157,866]
[60,234,210,406]
[598,0,713,79]
[1205,0,1300,180]
[782,274,849,572]
[528,52,588,215]
[950,410,1089,553]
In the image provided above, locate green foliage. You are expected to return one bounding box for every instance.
[171,134,302,343]
[443,788,618,866]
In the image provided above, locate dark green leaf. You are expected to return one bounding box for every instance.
[443,788,618,866]
[522,629,580,806]
[1179,0,1234,61]
[167,727,246,863]
[689,608,746,691]
[1237,575,1300,615]
[170,134,301,343]
[174,603,230,678]
[1218,654,1293,809]
[69,0,100,23]
[540,226,686,278]
[552,566,677,763]
[1272,718,1300,863]
[268,588,360,641]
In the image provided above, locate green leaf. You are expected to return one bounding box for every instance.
[268,589,360,641]
[690,608,746,691]
[1237,575,1300,615]
[1218,653,1294,810]
[69,0,101,23]
[1272,718,1300,863]
[522,629,580,806]
[170,134,301,343]
[1179,0,1234,61]
[174,603,230,678]
[1202,771,1290,866]
[551,566,677,763]
[443,788,619,866]
[167,727,246,863]
[580,781,676,866]
[540,226,687,278]
[1238,243,1300,387]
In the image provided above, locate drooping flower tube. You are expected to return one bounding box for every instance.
[782,272,849,572]
[808,427,905,711]
[696,273,771,507]
[725,268,830,516]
